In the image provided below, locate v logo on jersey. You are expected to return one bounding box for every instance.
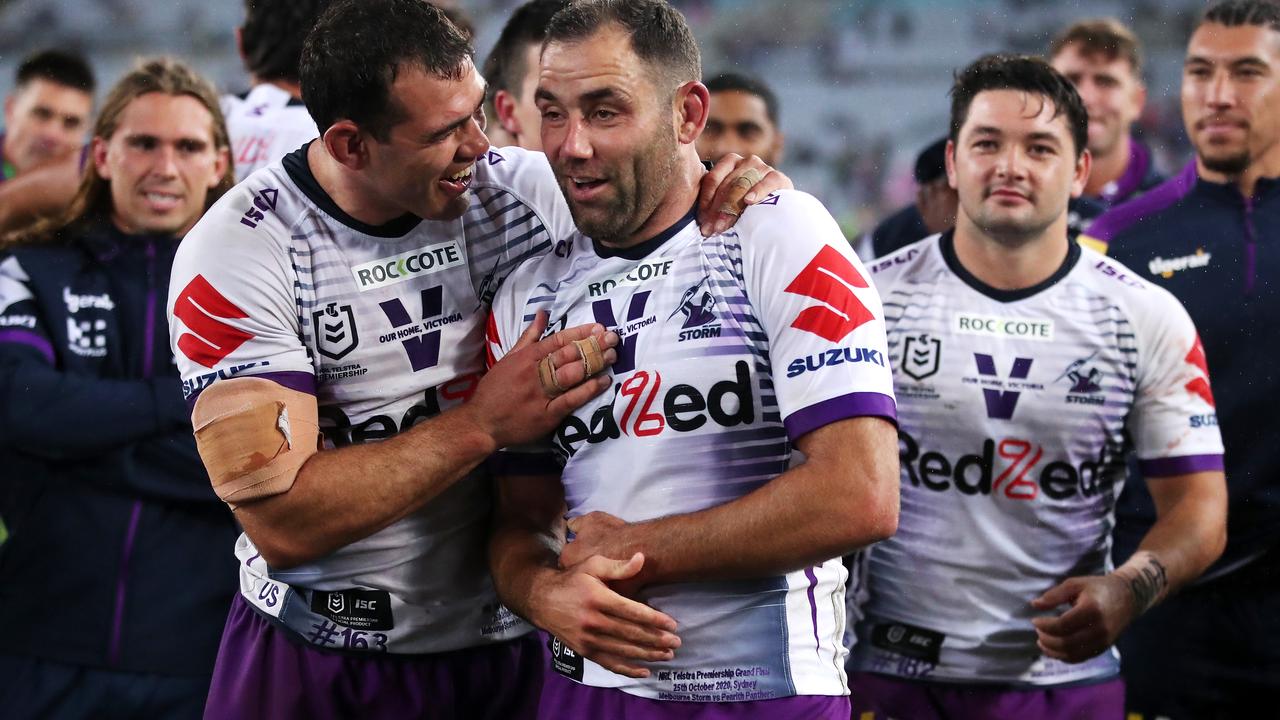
[592,291,651,373]
[784,246,874,343]
[1184,335,1215,407]
[380,286,446,372]
[974,353,1033,420]
[173,275,255,368]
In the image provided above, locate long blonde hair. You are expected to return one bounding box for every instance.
[4,57,234,247]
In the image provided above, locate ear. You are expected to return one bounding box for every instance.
[1071,148,1092,198]
[772,130,786,164]
[321,120,368,171]
[235,26,246,64]
[945,139,958,190]
[3,94,14,124]
[92,136,111,180]
[676,81,710,145]
[494,89,521,136]
[209,146,231,189]
[1133,82,1148,114]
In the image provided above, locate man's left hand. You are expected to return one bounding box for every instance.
[562,511,647,594]
[696,153,792,236]
[1029,574,1138,664]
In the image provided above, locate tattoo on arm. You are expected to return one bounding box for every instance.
[1125,555,1169,613]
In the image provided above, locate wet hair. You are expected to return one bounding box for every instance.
[240,0,332,84]
[300,0,473,141]
[704,72,780,126]
[543,0,701,95]
[949,54,1089,158]
[14,49,95,94]
[1199,0,1280,33]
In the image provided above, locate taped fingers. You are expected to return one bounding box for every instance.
[192,377,321,506]
[574,336,607,376]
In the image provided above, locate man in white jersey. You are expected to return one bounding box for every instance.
[169,2,787,718]
[222,0,327,181]
[486,2,900,719]
[846,55,1228,720]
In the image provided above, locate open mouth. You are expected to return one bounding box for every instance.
[142,190,182,212]
[439,164,474,194]
[567,175,609,200]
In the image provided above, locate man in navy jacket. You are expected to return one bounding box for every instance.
[1081,2,1280,716]
[0,58,235,718]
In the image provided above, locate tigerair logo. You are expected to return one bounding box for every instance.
[350,241,464,291]
[1148,249,1211,278]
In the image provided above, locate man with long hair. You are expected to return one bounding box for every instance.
[0,58,236,719]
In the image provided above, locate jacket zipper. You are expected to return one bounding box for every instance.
[107,239,157,666]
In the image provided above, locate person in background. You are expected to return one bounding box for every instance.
[0,57,238,720]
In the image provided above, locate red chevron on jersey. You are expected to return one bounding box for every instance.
[784,244,875,343]
[172,274,254,368]
[1184,335,1215,407]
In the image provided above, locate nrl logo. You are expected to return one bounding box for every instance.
[314,303,359,361]
[901,333,941,381]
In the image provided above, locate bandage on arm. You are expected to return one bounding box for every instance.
[192,376,321,506]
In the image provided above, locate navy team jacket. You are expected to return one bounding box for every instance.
[0,218,237,676]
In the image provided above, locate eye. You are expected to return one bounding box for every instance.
[592,109,617,121]
[176,139,206,154]
[1029,144,1055,157]
[128,136,157,151]
[973,139,997,151]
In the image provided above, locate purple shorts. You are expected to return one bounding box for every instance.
[537,667,850,719]
[203,595,543,720]
[848,671,1125,720]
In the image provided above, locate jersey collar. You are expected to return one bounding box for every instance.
[590,203,698,261]
[283,142,423,239]
[939,228,1081,303]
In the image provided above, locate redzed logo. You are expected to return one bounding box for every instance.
[784,245,874,342]
[1184,336,1215,407]
[173,275,254,368]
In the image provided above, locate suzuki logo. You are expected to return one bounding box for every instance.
[172,275,255,368]
[784,245,874,343]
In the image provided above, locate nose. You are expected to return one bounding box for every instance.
[460,113,490,159]
[559,116,593,161]
[1205,68,1235,109]
[151,144,180,179]
[993,145,1027,181]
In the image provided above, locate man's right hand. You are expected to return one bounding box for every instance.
[468,311,618,448]
[532,552,682,679]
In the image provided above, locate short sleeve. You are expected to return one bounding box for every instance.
[1129,290,1224,476]
[0,255,54,365]
[737,191,897,443]
[168,184,316,403]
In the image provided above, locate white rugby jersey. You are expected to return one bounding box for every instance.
[168,144,573,654]
[489,190,898,702]
[222,84,319,183]
[849,232,1223,686]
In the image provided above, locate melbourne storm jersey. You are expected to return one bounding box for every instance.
[489,190,897,702]
[222,84,319,182]
[168,144,572,654]
[849,232,1223,686]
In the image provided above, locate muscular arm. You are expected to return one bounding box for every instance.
[562,416,900,586]
[231,316,616,569]
[1031,470,1226,662]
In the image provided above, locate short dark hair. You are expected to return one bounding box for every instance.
[949,54,1089,158]
[241,0,332,84]
[1199,0,1280,33]
[544,0,701,95]
[705,72,780,126]
[300,0,473,141]
[15,49,95,94]
[484,0,568,98]
[1050,18,1143,75]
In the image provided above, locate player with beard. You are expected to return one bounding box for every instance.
[169,1,788,717]
[487,2,900,718]
[1081,1,1280,716]
[849,55,1226,720]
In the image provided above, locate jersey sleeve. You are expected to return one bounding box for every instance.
[0,255,54,364]
[1128,288,1224,476]
[485,261,561,476]
[168,182,315,403]
[737,190,897,442]
[473,146,576,242]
